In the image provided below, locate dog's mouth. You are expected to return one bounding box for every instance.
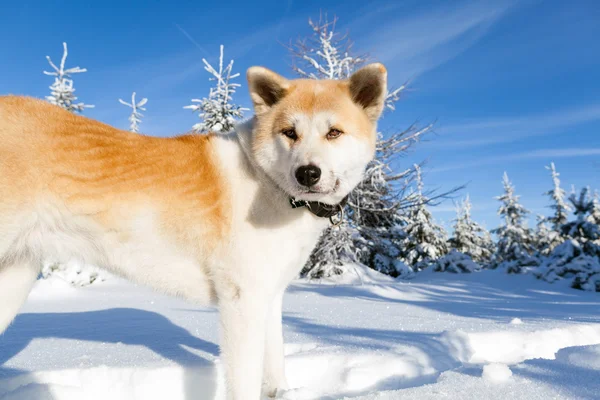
[298,179,340,196]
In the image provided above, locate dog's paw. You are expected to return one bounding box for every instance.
[263,368,290,397]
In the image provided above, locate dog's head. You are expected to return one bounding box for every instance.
[247,64,387,205]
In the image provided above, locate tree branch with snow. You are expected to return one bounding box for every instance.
[44,42,94,113]
[185,45,247,134]
[119,92,148,133]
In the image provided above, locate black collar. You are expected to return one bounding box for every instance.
[289,196,348,225]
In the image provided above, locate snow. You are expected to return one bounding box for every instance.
[303,263,396,285]
[1,269,600,399]
[432,250,481,273]
[302,223,362,280]
[445,324,600,364]
[353,345,600,400]
[481,363,512,383]
[41,260,106,287]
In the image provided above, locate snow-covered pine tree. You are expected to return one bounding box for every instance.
[289,15,433,278]
[347,149,416,277]
[397,165,449,272]
[536,187,600,291]
[185,45,247,134]
[561,187,600,248]
[119,92,147,133]
[545,163,570,230]
[433,250,481,273]
[350,127,443,278]
[537,162,571,254]
[302,222,361,279]
[287,15,404,107]
[534,215,558,256]
[288,15,365,80]
[44,42,94,113]
[448,195,494,263]
[491,172,538,273]
[591,191,600,226]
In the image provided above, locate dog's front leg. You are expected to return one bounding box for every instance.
[219,292,268,400]
[263,290,288,397]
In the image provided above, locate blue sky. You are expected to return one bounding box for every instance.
[2,0,599,230]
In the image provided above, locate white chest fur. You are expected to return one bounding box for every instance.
[209,133,329,299]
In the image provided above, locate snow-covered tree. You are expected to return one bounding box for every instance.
[535,239,600,291]
[44,42,94,112]
[287,14,404,109]
[491,173,538,273]
[288,15,365,80]
[185,45,247,133]
[534,162,571,254]
[561,187,600,247]
[590,191,600,226]
[397,166,449,271]
[302,222,361,279]
[534,215,560,256]
[348,135,431,277]
[288,15,443,278]
[536,187,600,291]
[544,163,570,230]
[433,250,482,273]
[448,195,494,263]
[119,92,147,133]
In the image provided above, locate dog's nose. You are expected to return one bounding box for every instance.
[295,165,321,187]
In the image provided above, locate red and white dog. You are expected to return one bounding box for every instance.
[0,63,387,399]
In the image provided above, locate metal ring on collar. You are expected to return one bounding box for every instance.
[329,204,344,226]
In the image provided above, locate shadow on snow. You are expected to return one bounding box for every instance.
[0,308,219,400]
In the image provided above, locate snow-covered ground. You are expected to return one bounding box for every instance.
[1,268,600,400]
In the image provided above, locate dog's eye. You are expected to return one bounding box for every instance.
[282,128,298,141]
[327,128,343,140]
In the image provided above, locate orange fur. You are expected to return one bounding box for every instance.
[0,95,230,257]
[254,79,377,153]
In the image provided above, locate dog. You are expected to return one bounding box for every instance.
[0,63,387,399]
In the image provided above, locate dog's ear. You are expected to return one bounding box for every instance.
[348,63,388,122]
[247,67,290,115]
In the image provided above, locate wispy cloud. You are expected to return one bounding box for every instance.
[356,1,520,80]
[432,147,600,173]
[99,7,304,93]
[431,103,600,148]
[174,23,212,58]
